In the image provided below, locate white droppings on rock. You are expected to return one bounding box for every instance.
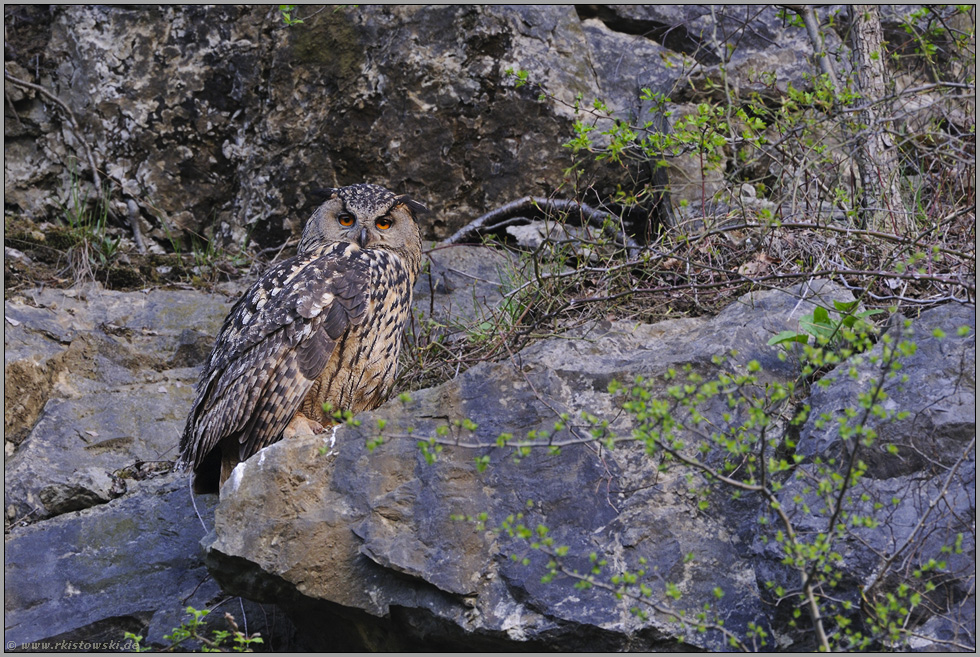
[225,462,245,496]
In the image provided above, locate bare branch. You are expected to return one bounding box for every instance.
[781,5,840,90]
[446,196,640,256]
[4,69,101,191]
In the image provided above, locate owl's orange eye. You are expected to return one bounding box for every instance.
[337,212,355,227]
[375,217,392,230]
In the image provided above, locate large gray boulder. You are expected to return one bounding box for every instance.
[4,472,299,651]
[6,475,217,648]
[202,281,975,651]
[4,286,233,523]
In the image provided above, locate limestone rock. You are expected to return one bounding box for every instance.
[4,285,234,524]
[203,281,978,651]
[414,244,515,325]
[781,304,976,645]
[798,304,976,477]
[3,473,296,650]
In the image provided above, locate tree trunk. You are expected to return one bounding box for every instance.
[848,5,910,234]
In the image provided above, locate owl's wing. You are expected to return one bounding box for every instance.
[177,242,371,474]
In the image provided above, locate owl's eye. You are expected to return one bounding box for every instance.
[337,212,355,227]
[375,217,392,230]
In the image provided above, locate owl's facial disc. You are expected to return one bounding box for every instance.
[352,206,405,249]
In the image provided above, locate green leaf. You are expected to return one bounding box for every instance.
[768,330,810,346]
[811,306,831,326]
[800,317,836,340]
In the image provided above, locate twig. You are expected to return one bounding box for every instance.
[126,199,147,255]
[781,5,840,91]
[683,217,975,261]
[256,238,299,259]
[446,196,640,256]
[566,266,973,308]
[4,69,101,190]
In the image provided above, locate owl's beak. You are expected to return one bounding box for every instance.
[357,227,369,248]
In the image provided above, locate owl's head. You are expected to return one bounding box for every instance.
[300,183,425,272]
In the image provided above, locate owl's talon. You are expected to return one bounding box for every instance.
[284,414,326,439]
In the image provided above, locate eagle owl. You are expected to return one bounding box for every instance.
[176,183,425,493]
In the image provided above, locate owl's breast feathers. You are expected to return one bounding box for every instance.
[176,241,414,477]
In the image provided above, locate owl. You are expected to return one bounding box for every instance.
[176,183,425,493]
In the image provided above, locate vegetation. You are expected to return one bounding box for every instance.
[125,606,263,653]
[60,169,120,283]
[4,195,261,295]
[396,5,973,396]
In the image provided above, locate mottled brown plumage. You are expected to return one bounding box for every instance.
[176,183,425,493]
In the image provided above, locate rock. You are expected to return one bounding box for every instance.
[775,304,976,649]
[798,304,976,477]
[3,473,296,651]
[203,280,976,651]
[1,6,676,248]
[3,285,234,524]
[205,360,759,650]
[594,6,833,92]
[5,5,966,251]
[414,244,515,325]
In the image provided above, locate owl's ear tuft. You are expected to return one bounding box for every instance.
[310,188,339,202]
[395,195,428,217]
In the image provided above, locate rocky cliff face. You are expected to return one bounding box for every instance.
[5,5,954,252]
[5,5,676,250]
[5,257,974,650]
